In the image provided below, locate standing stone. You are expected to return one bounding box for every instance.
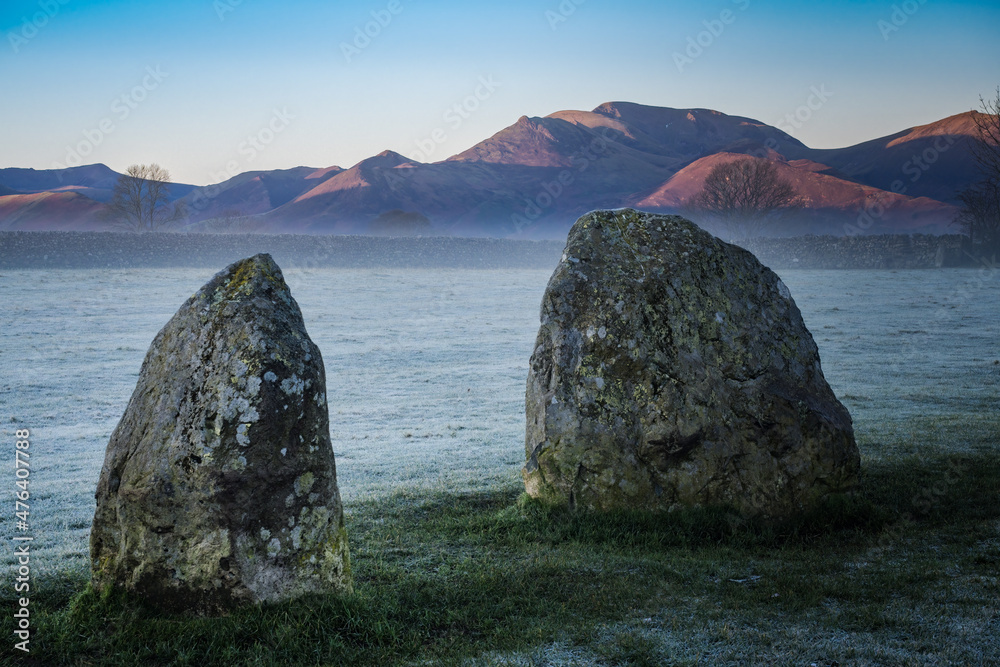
[524,209,860,518]
[91,254,351,613]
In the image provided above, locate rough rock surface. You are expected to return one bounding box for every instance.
[524,209,859,517]
[91,254,351,613]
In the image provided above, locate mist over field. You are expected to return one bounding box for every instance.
[2,264,997,577]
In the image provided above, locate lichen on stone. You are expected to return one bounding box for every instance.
[524,209,860,518]
[90,253,352,614]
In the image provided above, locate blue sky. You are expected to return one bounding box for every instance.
[1,0,998,185]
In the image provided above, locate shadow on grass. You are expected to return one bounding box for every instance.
[404,450,997,553]
[6,450,998,666]
[467,448,996,550]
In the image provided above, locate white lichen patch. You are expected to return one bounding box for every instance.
[218,383,261,424]
[266,537,281,558]
[293,506,333,555]
[281,375,305,395]
[236,455,247,469]
[196,446,216,465]
[231,357,249,380]
[294,472,316,496]
[244,375,261,396]
[264,371,278,383]
[236,423,251,447]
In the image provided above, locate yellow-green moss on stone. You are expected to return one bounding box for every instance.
[91,254,351,614]
[524,210,859,518]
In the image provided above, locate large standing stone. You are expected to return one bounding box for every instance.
[524,209,860,518]
[91,254,351,613]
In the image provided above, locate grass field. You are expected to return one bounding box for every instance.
[4,415,999,665]
[2,266,998,665]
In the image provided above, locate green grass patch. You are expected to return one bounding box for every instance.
[4,432,999,665]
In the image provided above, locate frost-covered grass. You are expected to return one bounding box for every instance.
[1,265,998,665]
[0,267,551,578]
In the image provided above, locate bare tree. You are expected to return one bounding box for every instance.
[969,88,1000,184]
[954,180,1000,247]
[955,89,1000,251]
[104,164,182,232]
[689,157,800,238]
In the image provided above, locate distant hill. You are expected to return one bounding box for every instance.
[631,153,957,235]
[1,103,990,237]
[0,163,196,205]
[0,163,120,192]
[808,111,985,204]
[546,101,812,164]
[0,191,106,231]
[180,166,339,224]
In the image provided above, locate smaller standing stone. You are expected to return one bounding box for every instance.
[91,254,351,613]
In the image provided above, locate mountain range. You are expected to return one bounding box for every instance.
[0,102,989,238]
